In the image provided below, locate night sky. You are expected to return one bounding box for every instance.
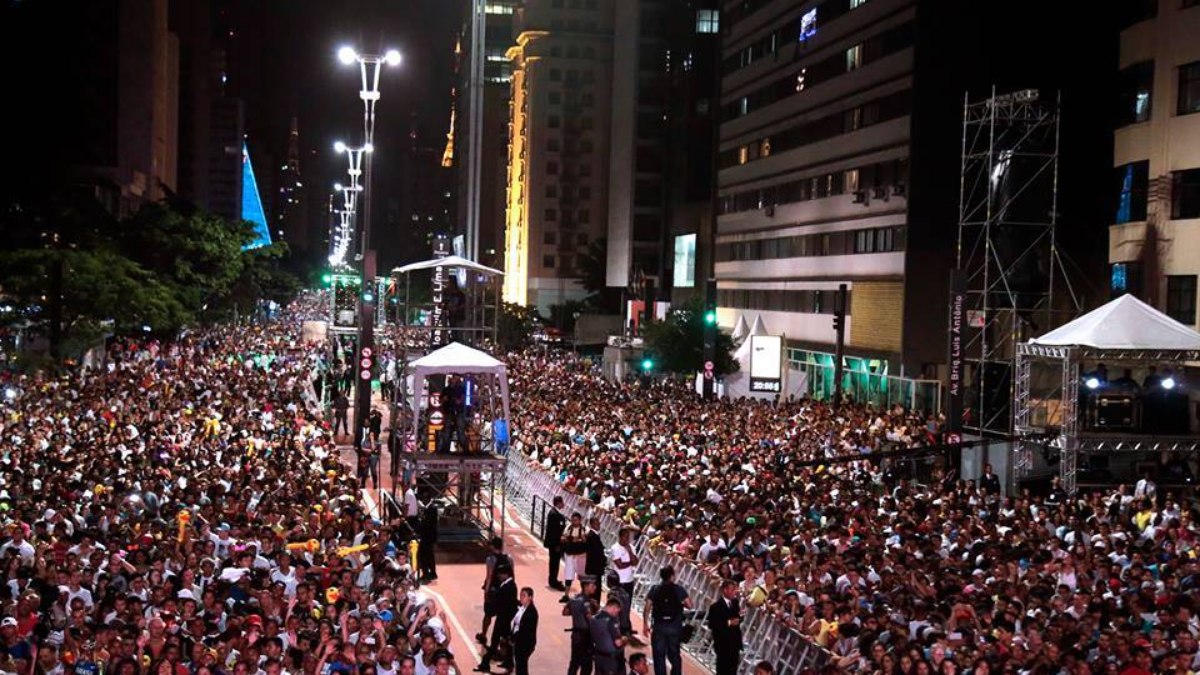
[221,0,463,257]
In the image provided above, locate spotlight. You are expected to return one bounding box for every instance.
[384,49,402,67]
[338,46,358,65]
[1085,377,1100,390]
[1162,377,1176,390]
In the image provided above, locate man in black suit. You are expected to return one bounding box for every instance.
[707,580,743,675]
[544,496,567,591]
[511,587,539,675]
[476,567,518,673]
[584,516,607,602]
[979,463,1001,495]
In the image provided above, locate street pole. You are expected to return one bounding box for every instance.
[833,283,847,405]
[337,45,400,449]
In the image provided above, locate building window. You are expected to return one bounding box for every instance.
[1172,168,1200,219]
[547,138,560,152]
[696,9,719,34]
[1167,275,1197,325]
[547,162,559,175]
[1115,161,1149,223]
[760,138,771,157]
[545,208,558,221]
[1117,61,1154,125]
[543,255,556,268]
[550,68,561,81]
[577,233,589,246]
[549,115,560,128]
[578,209,590,223]
[544,231,557,245]
[845,169,860,193]
[546,184,558,198]
[737,146,749,165]
[738,97,748,116]
[579,186,591,199]
[1110,262,1143,298]
[549,91,561,104]
[846,44,863,72]
[1179,61,1200,115]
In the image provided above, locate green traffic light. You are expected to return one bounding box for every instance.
[321,274,332,286]
[704,310,717,325]
[641,358,654,371]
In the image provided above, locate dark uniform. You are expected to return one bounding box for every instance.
[590,609,625,675]
[565,580,595,675]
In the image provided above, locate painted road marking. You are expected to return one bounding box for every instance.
[420,584,482,662]
[361,488,379,519]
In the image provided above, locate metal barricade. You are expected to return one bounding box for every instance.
[502,450,835,675]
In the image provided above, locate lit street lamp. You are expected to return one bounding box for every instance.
[334,44,401,449]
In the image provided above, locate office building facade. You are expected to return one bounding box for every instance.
[1109,0,1200,327]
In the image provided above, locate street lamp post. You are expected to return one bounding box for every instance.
[337,46,400,449]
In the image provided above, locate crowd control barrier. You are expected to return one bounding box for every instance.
[504,449,833,674]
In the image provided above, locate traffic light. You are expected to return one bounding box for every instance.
[322,273,332,286]
[362,291,375,303]
[704,309,717,325]
[641,357,654,372]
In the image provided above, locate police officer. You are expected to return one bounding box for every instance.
[564,575,597,675]
[590,597,627,675]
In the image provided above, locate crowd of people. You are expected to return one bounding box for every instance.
[0,299,465,675]
[507,351,1200,675]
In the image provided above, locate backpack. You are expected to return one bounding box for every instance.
[652,582,683,623]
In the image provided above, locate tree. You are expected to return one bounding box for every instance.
[576,237,621,312]
[116,203,253,318]
[641,297,738,375]
[497,302,540,351]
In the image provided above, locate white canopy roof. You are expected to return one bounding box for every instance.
[748,314,768,337]
[730,315,749,342]
[1030,294,1200,350]
[392,255,504,277]
[409,342,507,375]
[409,342,511,430]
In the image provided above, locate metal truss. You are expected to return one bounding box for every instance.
[1012,345,1200,493]
[957,88,1081,437]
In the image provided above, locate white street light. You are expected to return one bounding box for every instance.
[384,49,402,66]
[338,46,358,65]
[333,140,347,153]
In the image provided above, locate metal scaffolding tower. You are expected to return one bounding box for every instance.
[955,88,1080,436]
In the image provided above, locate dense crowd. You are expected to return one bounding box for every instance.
[0,300,463,675]
[507,351,1200,675]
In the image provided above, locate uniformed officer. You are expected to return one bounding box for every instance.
[564,575,598,675]
[590,597,628,675]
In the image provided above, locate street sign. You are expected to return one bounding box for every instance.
[704,360,714,371]
[360,369,371,380]
[361,347,373,358]
[430,411,444,427]
[360,358,371,369]
[430,392,441,408]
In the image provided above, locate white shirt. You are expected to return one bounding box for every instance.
[511,604,528,634]
[404,489,419,518]
[611,543,635,584]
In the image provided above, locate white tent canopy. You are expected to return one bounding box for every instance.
[409,342,511,450]
[392,255,504,277]
[1030,294,1200,350]
[730,315,749,343]
[748,314,768,337]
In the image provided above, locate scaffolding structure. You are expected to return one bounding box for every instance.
[955,88,1080,436]
[1013,344,1200,493]
[390,342,512,542]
